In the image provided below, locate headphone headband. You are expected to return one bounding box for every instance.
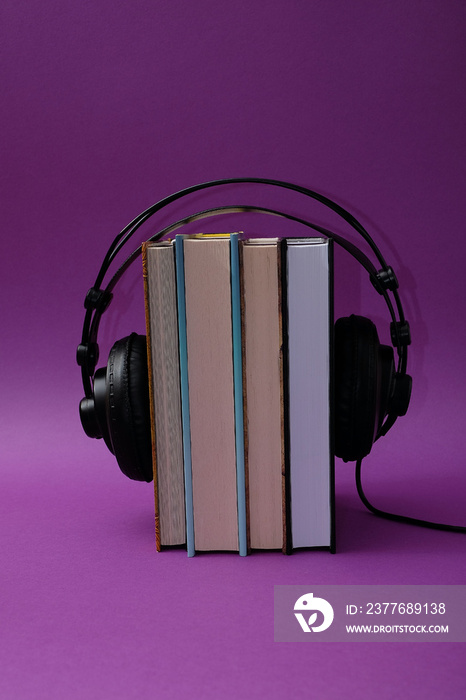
[100,177,389,280]
[78,179,410,397]
[87,204,396,360]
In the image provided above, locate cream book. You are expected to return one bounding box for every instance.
[143,240,186,549]
[240,239,286,551]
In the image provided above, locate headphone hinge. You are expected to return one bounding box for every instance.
[371,266,399,294]
[76,342,99,375]
[84,287,113,313]
[390,320,411,348]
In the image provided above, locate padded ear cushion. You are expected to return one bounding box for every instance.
[334,315,380,462]
[106,333,153,482]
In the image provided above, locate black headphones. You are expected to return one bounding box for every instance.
[77,177,464,534]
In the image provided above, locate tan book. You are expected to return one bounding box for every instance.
[182,235,242,552]
[241,239,286,551]
[143,241,186,549]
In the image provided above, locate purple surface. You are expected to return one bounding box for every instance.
[2,1,465,698]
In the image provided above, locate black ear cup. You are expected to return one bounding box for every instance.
[79,333,153,481]
[334,315,395,462]
[105,333,153,482]
[80,369,113,450]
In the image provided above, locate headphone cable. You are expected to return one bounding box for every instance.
[355,459,466,533]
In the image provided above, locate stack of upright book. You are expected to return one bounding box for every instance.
[142,233,335,556]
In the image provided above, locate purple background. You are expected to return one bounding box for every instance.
[2,1,465,698]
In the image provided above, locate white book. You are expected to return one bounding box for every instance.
[285,238,334,550]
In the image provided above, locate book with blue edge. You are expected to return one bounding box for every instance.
[176,233,247,556]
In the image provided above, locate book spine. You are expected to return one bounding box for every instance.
[230,234,248,556]
[142,243,160,551]
[238,242,251,554]
[276,243,288,555]
[175,236,195,557]
[328,240,336,554]
[280,241,292,554]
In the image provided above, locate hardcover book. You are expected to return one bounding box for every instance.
[143,240,186,549]
[176,233,248,556]
[283,238,335,551]
[240,239,286,551]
